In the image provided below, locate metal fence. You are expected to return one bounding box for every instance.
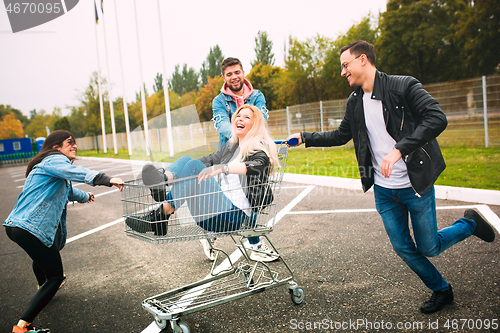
[0,152,37,166]
[76,74,500,155]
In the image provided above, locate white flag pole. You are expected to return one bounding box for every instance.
[112,0,132,156]
[100,2,118,155]
[156,0,174,158]
[94,0,107,153]
[133,0,151,157]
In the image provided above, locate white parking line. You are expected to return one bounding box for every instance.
[67,188,121,205]
[10,173,26,178]
[287,204,500,233]
[476,205,500,233]
[66,217,124,244]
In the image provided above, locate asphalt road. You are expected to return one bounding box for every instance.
[1,158,499,333]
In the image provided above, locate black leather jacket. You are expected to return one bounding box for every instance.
[303,71,447,196]
[197,142,272,210]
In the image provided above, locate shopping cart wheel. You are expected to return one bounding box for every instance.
[155,317,168,329]
[289,285,305,305]
[171,320,190,333]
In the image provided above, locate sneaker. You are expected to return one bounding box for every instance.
[465,209,495,242]
[420,285,454,314]
[125,205,170,236]
[142,164,168,202]
[249,243,279,262]
[200,238,217,261]
[12,324,50,333]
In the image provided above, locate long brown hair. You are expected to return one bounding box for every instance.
[26,130,76,177]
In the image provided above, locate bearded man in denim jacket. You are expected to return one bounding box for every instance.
[212,57,268,150]
[287,40,496,314]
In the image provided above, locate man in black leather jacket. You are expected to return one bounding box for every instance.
[287,40,495,314]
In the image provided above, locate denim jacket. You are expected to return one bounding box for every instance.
[4,154,99,249]
[212,89,268,150]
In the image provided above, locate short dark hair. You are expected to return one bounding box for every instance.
[221,57,243,75]
[340,40,376,66]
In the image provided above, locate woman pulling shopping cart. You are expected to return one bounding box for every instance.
[125,104,279,260]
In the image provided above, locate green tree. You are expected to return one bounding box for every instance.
[24,110,54,138]
[78,72,108,138]
[252,30,275,67]
[153,72,164,93]
[200,45,224,85]
[54,116,71,131]
[169,64,199,95]
[110,98,127,134]
[246,63,282,110]
[170,65,183,95]
[284,34,335,104]
[68,106,87,138]
[376,0,468,83]
[323,15,379,100]
[182,65,199,93]
[454,0,500,77]
[135,83,148,102]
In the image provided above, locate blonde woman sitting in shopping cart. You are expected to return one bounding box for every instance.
[126,104,279,261]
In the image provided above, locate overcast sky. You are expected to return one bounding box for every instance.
[0,0,387,117]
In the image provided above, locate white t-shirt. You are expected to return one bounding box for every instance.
[363,92,411,189]
[220,148,251,216]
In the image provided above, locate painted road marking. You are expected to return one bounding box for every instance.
[287,204,500,233]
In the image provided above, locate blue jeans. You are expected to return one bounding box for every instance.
[165,156,259,245]
[374,185,475,291]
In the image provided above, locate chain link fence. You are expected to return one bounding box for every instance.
[77,74,500,154]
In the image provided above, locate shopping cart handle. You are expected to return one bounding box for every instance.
[274,138,299,146]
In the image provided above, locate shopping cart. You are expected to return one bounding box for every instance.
[120,140,304,333]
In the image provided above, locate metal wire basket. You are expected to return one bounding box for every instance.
[121,144,287,244]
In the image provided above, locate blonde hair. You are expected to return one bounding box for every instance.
[229,104,279,172]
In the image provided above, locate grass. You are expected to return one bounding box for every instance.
[284,146,500,191]
[77,146,500,191]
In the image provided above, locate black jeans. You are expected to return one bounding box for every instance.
[5,226,66,323]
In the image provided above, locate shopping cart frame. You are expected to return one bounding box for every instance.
[121,141,304,333]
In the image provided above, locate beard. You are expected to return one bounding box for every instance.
[228,80,244,93]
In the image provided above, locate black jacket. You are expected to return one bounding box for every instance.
[197,142,273,210]
[303,71,447,196]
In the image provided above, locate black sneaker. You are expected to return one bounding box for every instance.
[465,209,495,242]
[142,164,168,202]
[125,205,170,236]
[420,285,454,314]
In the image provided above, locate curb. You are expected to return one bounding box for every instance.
[283,173,500,206]
[78,157,500,206]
